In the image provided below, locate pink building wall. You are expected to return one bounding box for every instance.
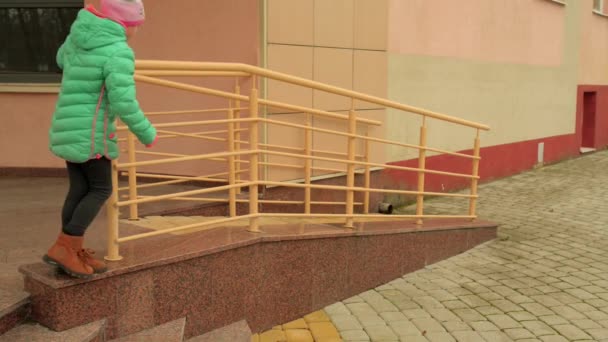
[0,0,260,175]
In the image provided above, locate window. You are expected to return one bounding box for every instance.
[0,1,82,83]
[594,0,604,13]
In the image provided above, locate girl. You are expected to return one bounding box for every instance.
[44,0,156,279]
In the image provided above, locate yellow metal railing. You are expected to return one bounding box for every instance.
[103,61,490,261]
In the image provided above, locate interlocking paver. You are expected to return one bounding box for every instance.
[308,322,341,340]
[586,310,608,321]
[346,303,376,316]
[505,328,535,340]
[585,298,608,308]
[413,296,444,309]
[469,321,499,332]
[399,337,429,342]
[476,305,502,315]
[508,295,535,304]
[459,295,490,308]
[487,314,521,329]
[425,290,457,302]
[478,331,513,342]
[325,302,350,316]
[330,314,362,331]
[402,309,432,319]
[565,288,596,300]
[443,300,469,310]
[509,310,538,322]
[343,295,364,304]
[521,320,556,336]
[540,336,569,342]
[363,324,397,341]
[453,308,486,322]
[521,303,553,316]
[586,328,608,340]
[530,295,562,308]
[491,299,523,313]
[424,332,456,342]
[551,305,587,320]
[411,318,446,333]
[478,292,503,302]
[442,321,471,332]
[491,286,520,297]
[379,311,407,322]
[387,320,420,337]
[355,314,386,328]
[571,318,602,329]
[552,324,592,340]
[547,292,579,305]
[339,329,370,341]
[319,153,608,342]
[451,330,485,342]
[427,308,459,322]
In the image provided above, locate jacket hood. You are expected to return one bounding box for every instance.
[69,8,126,50]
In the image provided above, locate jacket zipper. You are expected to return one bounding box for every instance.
[90,85,106,159]
[103,107,109,158]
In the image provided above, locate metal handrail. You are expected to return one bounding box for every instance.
[103,60,489,261]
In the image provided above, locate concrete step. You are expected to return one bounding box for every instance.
[0,319,105,342]
[0,291,30,335]
[108,318,185,342]
[186,320,252,342]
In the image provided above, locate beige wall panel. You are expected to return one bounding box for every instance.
[314,0,354,48]
[312,114,350,176]
[313,47,354,111]
[354,0,388,50]
[309,109,385,177]
[355,109,387,166]
[353,50,388,110]
[268,0,314,45]
[266,113,307,182]
[267,45,314,113]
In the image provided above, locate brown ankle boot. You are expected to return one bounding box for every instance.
[43,233,93,279]
[79,248,108,274]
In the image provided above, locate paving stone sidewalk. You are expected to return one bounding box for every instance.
[324,151,608,342]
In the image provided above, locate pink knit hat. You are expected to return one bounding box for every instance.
[100,0,145,27]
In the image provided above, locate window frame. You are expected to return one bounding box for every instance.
[0,0,83,84]
[594,0,604,14]
[0,1,82,8]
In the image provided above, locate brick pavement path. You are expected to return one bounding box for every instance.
[324,151,608,341]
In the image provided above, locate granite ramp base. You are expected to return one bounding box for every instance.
[19,219,497,340]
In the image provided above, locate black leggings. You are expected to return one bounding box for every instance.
[62,158,113,236]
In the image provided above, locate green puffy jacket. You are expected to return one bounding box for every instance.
[49,8,156,163]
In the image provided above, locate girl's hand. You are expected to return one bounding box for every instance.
[145,136,158,148]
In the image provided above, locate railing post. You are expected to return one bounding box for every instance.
[127,132,138,220]
[304,113,312,214]
[416,117,427,225]
[469,129,481,220]
[248,77,261,232]
[105,159,123,261]
[345,101,357,228]
[234,81,242,195]
[228,107,237,217]
[363,128,371,214]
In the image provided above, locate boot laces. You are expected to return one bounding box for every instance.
[77,248,95,261]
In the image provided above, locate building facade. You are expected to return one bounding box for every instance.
[1,0,606,193]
